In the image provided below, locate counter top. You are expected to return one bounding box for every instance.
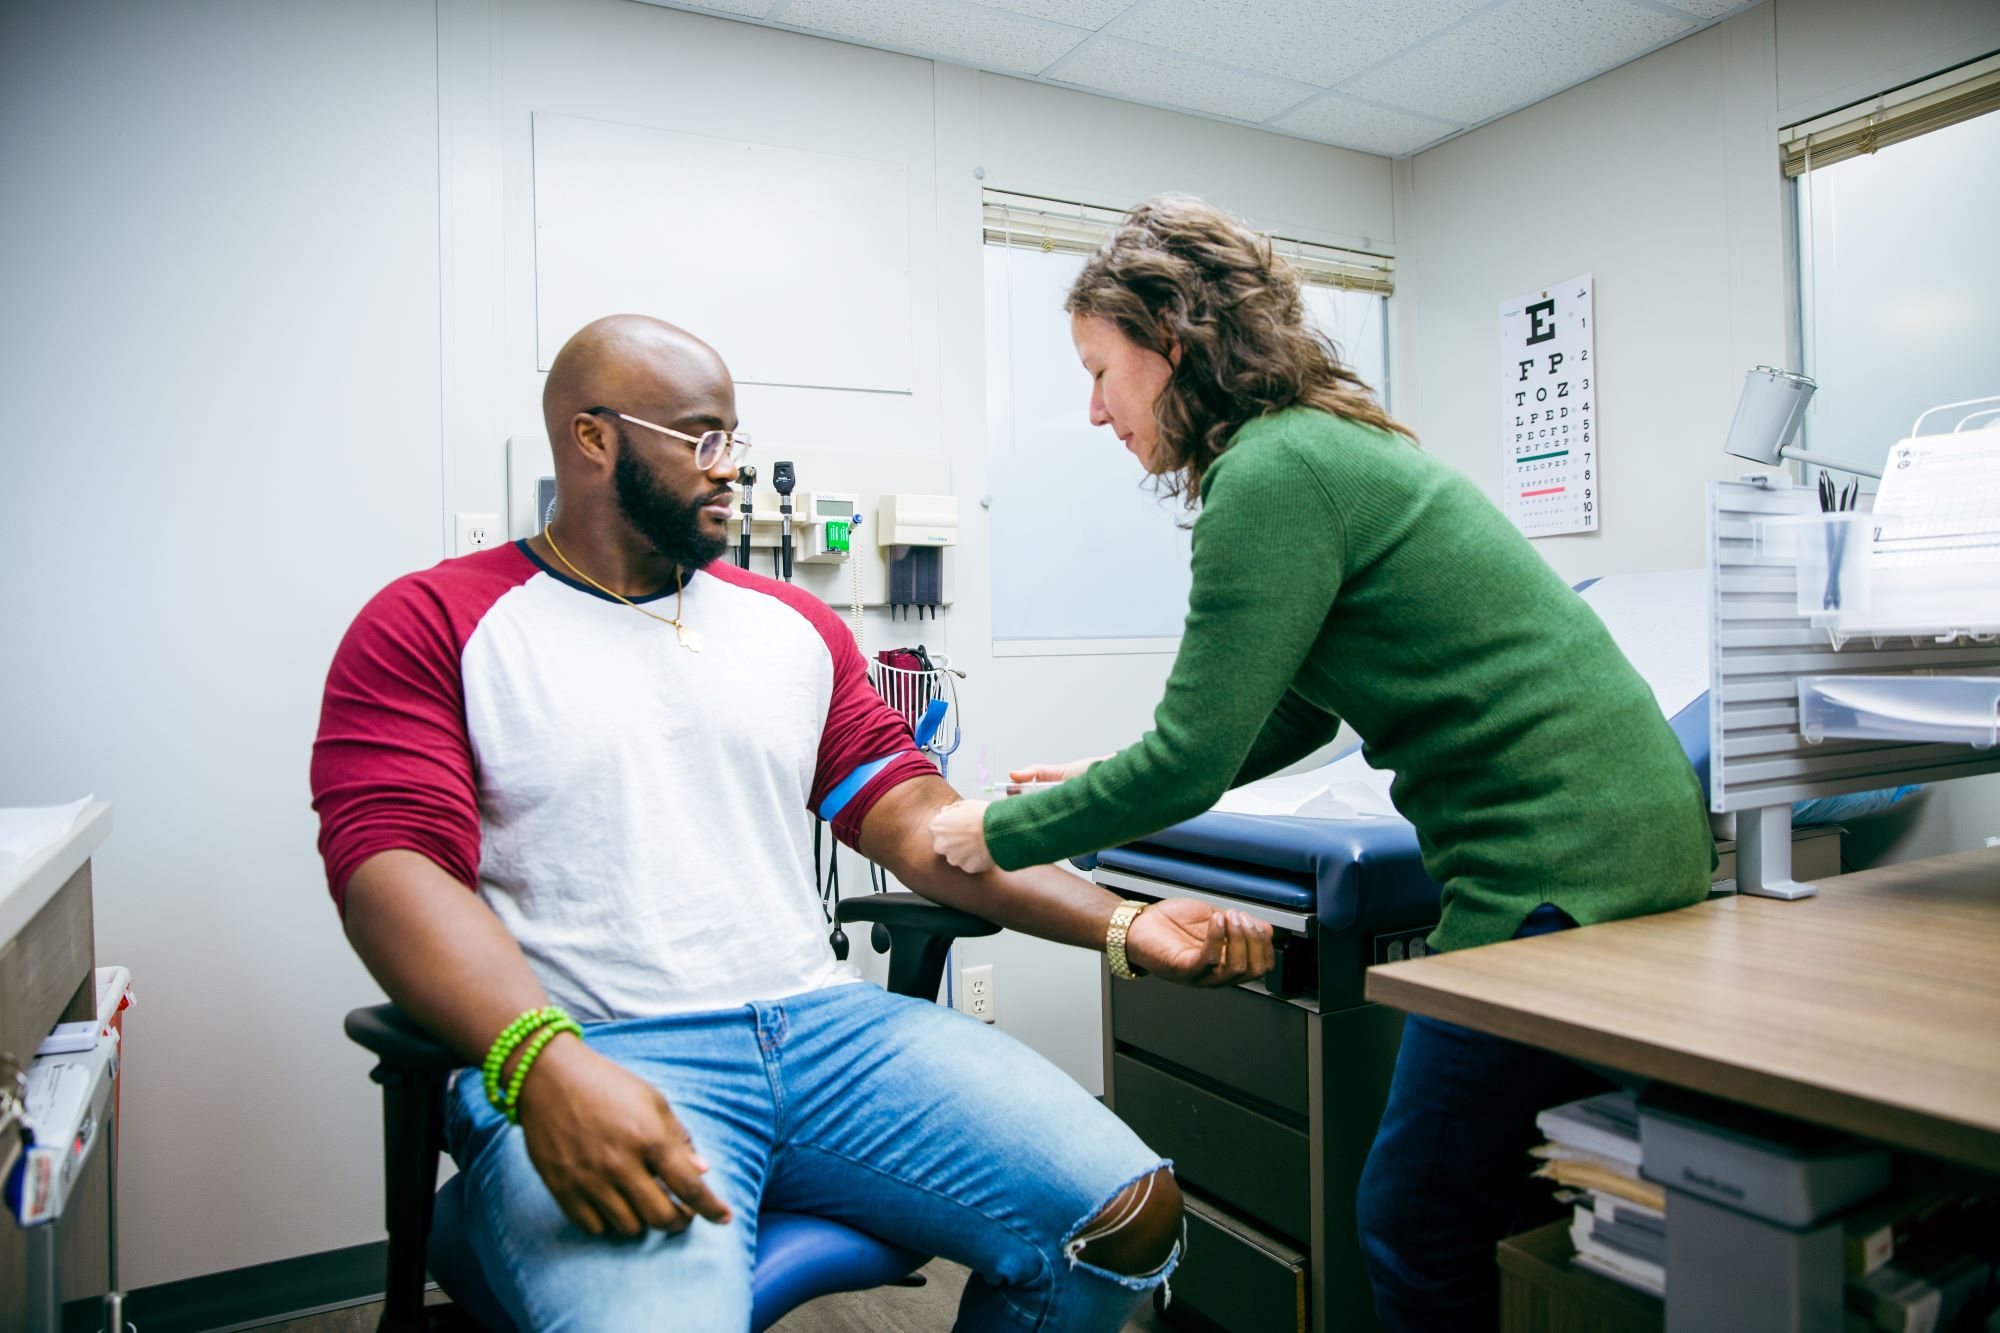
[0,801,112,948]
[1367,847,2000,1172]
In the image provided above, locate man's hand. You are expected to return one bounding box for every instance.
[514,1035,734,1239]
[1123,899,1275,987]
[929,797,995,873]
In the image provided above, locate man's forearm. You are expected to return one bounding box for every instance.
[857,777,1122,951]
[342,848,553,1065]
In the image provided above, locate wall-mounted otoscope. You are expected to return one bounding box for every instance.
[735,464,757,570]
[773,461,797,582]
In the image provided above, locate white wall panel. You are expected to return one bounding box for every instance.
[532,112,915,391]
[0,0,441,1287]
[1774,0,2000,123]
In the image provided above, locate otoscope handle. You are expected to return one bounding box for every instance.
[736,464,757,570]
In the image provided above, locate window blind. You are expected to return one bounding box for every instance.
[981,189,1395,295]
[1781,53,2000,178]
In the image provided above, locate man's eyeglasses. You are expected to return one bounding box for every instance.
[586,406,751,471]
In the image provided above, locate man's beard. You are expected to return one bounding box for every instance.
[612,434,731,571]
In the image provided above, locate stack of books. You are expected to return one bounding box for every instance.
[1842,1182,1997,1332]
[1532,1091,1666,1297]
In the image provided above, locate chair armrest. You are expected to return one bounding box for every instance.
[836,893,1000,1002]
[344,1003,465,1074]
[835,892,1000,941]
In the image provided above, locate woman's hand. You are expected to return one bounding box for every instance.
[1123,900,1275,987]
[1006,754,1113,786]
[929,798,995,873]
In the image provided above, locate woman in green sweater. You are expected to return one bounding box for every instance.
[929,195,1713,1332]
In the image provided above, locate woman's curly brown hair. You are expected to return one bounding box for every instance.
[1065,193,1415,507]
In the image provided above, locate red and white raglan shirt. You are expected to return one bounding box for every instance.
[310,542,935,1021]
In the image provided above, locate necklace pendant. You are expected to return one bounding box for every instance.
[677,623,703,653]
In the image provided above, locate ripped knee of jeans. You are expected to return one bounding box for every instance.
[1061,1165,1183,1281]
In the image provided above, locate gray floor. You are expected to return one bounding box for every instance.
[258,1260,1174,1332]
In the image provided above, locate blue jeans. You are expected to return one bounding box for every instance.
[1356,905,1612,1333]
[444,982,1176,1332]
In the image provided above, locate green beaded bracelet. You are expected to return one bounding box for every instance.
[502,1018,583,1123]
[482,1006,566,1111]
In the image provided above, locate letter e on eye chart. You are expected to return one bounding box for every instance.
[1499,275,1596,538]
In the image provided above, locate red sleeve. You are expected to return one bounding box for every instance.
[309,550,530,911]
[704,565,937,848]
[817,627,939,848]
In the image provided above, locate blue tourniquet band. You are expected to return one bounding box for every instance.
[819,752,915,822]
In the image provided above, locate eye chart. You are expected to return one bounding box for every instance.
[1499,275,1595,537]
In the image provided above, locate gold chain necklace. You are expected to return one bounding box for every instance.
[541,527,702,653]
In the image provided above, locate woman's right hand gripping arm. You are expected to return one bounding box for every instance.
[342,849,733,1239]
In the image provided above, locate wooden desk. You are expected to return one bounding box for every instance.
[1366,846,2000,1174]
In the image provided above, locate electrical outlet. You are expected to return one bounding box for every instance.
[958,963,995,1024]
[455,512,501,557]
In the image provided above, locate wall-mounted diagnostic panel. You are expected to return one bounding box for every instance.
[505,436,953,613]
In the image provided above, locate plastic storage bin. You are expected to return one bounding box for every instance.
[1797,674,2000,748]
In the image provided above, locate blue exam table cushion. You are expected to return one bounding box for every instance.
[1093,813,1436,935]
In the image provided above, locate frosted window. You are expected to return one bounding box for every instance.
[1798,110,2000,465]
[984,244,1388,642]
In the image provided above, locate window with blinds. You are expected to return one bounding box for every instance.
[979,189,1392,645]
[1789,55,1999,475]
[1780,52,2000,177]
[980,190,1395,296]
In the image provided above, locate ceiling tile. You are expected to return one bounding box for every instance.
[1049,36,1314,122]
[1115,0,1489,88]
[1271,94,1461,156]
[775,0,1090,75]
[975,0,1134,27]
[1340,0,1694,125]
[639,0,778,17]
[1656,0,1757,16]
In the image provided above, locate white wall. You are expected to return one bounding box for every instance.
[0,0,443,1289]
[1393,7,1791,581]
[0,0,1395,1287]
[1393,0,2000,860]
[1773,0,2000,123]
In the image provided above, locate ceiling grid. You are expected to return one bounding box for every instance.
[654,0,1761,156]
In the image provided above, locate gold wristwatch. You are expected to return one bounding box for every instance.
[1106,900,1151,980]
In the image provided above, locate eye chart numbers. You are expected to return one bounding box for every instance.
[1499,275,1596,538]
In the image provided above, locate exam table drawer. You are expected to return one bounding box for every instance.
[1112,974,1308,1118]
[1112,1054,1311,1243]
[1174,1190,1308,1333]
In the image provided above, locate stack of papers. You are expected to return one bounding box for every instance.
[1844,427,2000,637]
[1533,1091,1666,1297]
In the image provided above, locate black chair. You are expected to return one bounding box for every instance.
[346,892,1000,1332]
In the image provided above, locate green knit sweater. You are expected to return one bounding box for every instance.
[983,407,1713,952]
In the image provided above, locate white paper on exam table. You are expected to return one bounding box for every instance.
[1211,754,1402,820]
[1577,570,1707,718]
[0,796,93,884]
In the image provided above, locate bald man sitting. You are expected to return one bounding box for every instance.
[311,315,1274,1331]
